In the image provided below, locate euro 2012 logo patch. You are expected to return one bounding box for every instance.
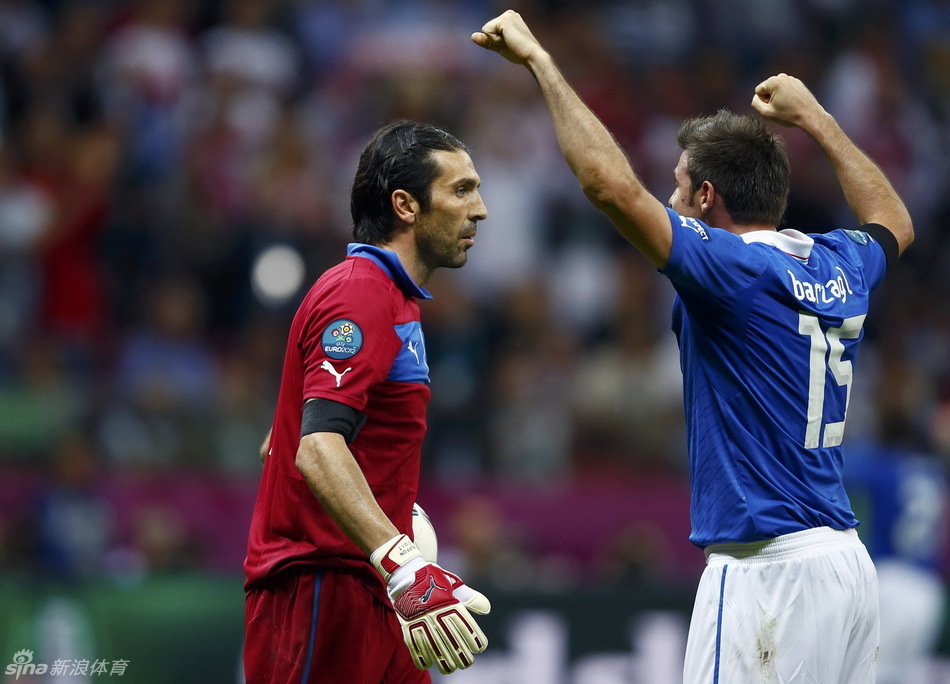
[322,319,364,360]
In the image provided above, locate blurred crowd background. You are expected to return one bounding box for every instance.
[0,0,948,595]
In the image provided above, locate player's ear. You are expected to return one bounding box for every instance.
[392,189,419,224]
[699,180,716,213]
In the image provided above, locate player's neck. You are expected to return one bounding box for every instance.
[376,238,431,287]
[705,207,775,235]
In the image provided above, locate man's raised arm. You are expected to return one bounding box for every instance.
[473,10,672,268]
[752,73,914,255]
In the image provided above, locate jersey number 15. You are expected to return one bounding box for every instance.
[798,313,867,449]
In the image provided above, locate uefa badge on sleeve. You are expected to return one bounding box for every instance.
[844,230,870,245]
[322,319,364,359]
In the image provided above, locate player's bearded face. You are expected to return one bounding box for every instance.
[415,150,487,271]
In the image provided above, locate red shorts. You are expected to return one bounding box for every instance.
[244,568,431,684]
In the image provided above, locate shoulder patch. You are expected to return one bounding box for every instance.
[844,230,870,246]
[322,319,364,359]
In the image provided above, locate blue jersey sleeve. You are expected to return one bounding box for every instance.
[660,208,769,296]
[812,228,889,292]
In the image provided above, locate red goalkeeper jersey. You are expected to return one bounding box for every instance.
[244,244,432,596]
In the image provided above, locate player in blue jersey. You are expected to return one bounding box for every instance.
[474,10,914,684]
[844,412,948,684]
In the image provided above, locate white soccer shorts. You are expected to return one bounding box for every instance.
[683,527,879,684]
[876,558,946,684]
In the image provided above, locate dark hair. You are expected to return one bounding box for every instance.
[350,120,469,244]
[677,109,790,227]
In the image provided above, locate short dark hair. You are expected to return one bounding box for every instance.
[677,109,790,227]
[350,120,469,245]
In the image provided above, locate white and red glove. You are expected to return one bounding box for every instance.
[371,534,490,674]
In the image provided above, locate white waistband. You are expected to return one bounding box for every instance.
[704,527,861,565]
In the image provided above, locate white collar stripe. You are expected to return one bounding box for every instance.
[739,229,814,260]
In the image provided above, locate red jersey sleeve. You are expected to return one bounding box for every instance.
[297,275,401,411]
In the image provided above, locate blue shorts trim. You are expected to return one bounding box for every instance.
[300,569,324,684]
[713,565,728,684]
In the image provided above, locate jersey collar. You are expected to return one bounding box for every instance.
[346,243,433,300]
[739,229,814,261]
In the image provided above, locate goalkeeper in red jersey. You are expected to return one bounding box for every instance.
[243,120,491,683]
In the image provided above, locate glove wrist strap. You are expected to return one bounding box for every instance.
[370,533,423,582]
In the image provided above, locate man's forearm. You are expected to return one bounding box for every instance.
[523,52,672,266]
[296,432,398,555]
[525,53,639,205]
[804,110,913,253]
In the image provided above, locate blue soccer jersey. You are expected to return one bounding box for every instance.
[661,208,890,547]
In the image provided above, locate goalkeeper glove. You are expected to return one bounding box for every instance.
[371,533,490,674]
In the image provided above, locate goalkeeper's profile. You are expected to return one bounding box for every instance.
[243,120,491,683]
[473,9,913,684]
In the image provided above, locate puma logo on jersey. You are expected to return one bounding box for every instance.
[407,340,420,365]
[421,574,445,603]
[320,360,352,387]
